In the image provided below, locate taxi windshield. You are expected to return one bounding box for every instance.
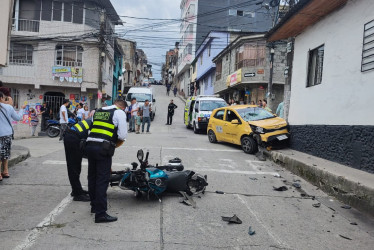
[200,101,227,111]
[126,93,152,102]
[237,107,275,121]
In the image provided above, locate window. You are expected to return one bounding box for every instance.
[52,1,62,21]
[216,60,222,80]
[235,42,266,70]
[237,10,244,16]
[214,109,225,120]
[229,9,244,16]
[307,45,324,87]
[226,110,239,122]
[208,44,211,57]
[55,45,83,67]
[9,43,33,65]
[10,88,20,109]
[362,19,374,72]
[50,1,83,23]
[200,54,203,65]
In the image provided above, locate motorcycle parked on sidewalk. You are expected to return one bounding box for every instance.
[109,149,208,199]
[46,115,78,138]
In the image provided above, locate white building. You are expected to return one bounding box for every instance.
[267,0,374,172]
[0,0,121,117]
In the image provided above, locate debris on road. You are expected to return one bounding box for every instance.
[350,222,358,225]
[273,173,281,178]
[312,203,321,208]
[179,191,196,208]
[341,205,351,209]
[221,215,242,224]
[248,226,256,235]
[292,182,301,189]
[216,190,225,194]
[249,177,258,181]
[339,234,352,240]
[273,186,288,191]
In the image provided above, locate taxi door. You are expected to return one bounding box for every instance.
[211,109,227,141]
[223,109,242,144]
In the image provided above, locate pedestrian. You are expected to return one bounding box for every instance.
[29,108,39,136]
[173,86,177,97]
[250,101,255,105]
[40,102,52,132]
[141,99,151,133]
[0,81,13,106]
[63,118,92,202]
[166,99,177,125]
[0,91,26,181]
[83,105,90,120]
[166,84,171,96]
[129,98,139,132]
[276,101,284,118]
[86,97,128,223]
[135,110,142,134]
[262,99,272,113]
[59,99,70,141]
[257,100,263,107]
[76,103,84,121]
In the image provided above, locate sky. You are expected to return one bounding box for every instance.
[111,0,182,80]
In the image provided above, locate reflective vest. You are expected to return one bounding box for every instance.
[89,107,119,142]
[71,119,92,139]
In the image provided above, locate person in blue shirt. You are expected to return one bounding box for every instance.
[0,91,26,181]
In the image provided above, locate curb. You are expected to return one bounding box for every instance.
[8,145,30,168]
[266,150,374,217]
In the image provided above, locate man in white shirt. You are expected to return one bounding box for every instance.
[59,99,70,141]
[85,97,127,223]
[129,98,139,132]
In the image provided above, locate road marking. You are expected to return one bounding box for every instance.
[219,159,236,169]
[235,194,290,249]
[14,194,73,250]
[127,145,242,152]
[196,169,278,175]
[42,160,131,168]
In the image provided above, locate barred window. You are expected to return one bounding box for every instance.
[55,45,83,67]
[9,43,33,65]
[216,60,222,80]
[307,45,324,87]
[235,42,266,70]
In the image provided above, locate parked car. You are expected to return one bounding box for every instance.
[207,105,290,154]
[184,95,227,134]
[125,87,156,121]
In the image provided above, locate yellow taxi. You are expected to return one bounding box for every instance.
[207,105,290,154]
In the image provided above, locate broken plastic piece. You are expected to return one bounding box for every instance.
[248,226,256,235]
[249,177,258,181]
[221,215,242,224]
[273,173,281,178]
[292,183,301,189]
[339,234,352,240]
[216,191,224,194]
[273,186,288,191]
[350,222,358,225]
[312,203,321,208]
[341,205,351,209]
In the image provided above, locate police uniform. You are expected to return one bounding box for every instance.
[86,104,127,222]
[63,119,92,199]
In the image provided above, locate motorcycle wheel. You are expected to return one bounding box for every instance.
[47,126,60,138]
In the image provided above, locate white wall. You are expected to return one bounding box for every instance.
[288,0,374,126]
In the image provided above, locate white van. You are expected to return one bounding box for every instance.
[184,95,227,133]
[125,87,156,120]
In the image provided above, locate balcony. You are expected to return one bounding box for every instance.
[12,18,40,33]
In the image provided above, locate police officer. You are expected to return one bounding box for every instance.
[86,98,127,223]
[63,119,93,201]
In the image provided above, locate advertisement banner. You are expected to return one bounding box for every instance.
[52,66,83,83]
[226,69,242,87]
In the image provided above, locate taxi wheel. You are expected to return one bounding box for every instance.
[208,130,217,143]
[241,136,257,154]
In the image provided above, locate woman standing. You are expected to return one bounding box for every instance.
[83,105,90,120]
[29,108,39,136]
[0,92,25,181]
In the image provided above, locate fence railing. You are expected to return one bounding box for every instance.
[55,60,82,67]
[12,18,40,32]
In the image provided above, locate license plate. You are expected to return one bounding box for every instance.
[277,135,288,141]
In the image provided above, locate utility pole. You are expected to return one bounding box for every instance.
[267,44,275,110]
[97,9,106,108]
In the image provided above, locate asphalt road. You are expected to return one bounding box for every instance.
[2,85,374,250]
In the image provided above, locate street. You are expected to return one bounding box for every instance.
[1,85,373,250]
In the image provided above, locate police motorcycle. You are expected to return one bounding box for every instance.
[109,149,208,199]
[46,111,78,138]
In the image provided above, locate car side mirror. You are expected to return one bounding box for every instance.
[153,99,156,102]
[137,149,144,162]
[231,119,240,125]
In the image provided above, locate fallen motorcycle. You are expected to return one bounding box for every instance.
[109,149,208,200]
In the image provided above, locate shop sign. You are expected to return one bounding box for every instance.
[52,66,83,83]
[257,69,264,74]
[98,91,102,100]
[226,69,242,87]
[244,72,256,77]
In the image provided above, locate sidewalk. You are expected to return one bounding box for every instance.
[8,145,30,168]
[266,149,374,217]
